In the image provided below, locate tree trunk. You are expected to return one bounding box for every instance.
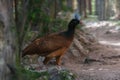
[87,0,92,15]
[67,0,73,10]
[95,0,99,15]
[97,0,111,20]
[77,0,87,18]
[0,0,15,80]
[97,0,105,20]
[114,0,120,19]
[105,0,111,20]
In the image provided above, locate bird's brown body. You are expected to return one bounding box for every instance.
[22,19,82,65]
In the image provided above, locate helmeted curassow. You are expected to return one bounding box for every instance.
[22,13,84,65]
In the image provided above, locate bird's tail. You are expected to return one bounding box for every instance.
[22,43,36,57]
[22,46,30,57]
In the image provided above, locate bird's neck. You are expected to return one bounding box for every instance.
[66,25,76,36]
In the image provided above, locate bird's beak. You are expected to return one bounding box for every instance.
[79,20,85,26]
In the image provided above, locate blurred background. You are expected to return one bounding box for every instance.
[1,0,120,80]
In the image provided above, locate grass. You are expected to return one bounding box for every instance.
[13,65,50,80]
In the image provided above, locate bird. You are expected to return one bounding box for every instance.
[22,12,84,65]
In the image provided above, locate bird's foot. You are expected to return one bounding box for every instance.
[56,65,62,70]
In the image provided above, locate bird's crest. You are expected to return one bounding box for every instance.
[72,11,81,20]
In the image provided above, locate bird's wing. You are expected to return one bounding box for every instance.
[34,33,72,54]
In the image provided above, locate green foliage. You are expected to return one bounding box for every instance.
[26,0,72,33]
[50,19,68,32]
[59,70,76,80]
[27,0,43,24]
[14,66,50,80]
[61,0,73,11]
[14,65,77,80]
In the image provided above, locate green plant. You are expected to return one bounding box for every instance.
[59,70,76,80]
[14,65,50,80]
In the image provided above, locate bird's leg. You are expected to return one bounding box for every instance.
[45,47,67,65]
[43,57,52,65]
[55,56,63,70]
[37,57,44,66]
[34,56,44,70]
[56,56,62,65]
[35,57,49,70]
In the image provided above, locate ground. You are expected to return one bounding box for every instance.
[23,20,120,80]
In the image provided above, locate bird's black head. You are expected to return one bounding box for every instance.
[68,12,84,30]
[67,12,84,35]
[69,19,80,27]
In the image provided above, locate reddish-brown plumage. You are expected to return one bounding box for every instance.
[22,19,83,65]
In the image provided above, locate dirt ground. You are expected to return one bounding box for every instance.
[63,20,120,80]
